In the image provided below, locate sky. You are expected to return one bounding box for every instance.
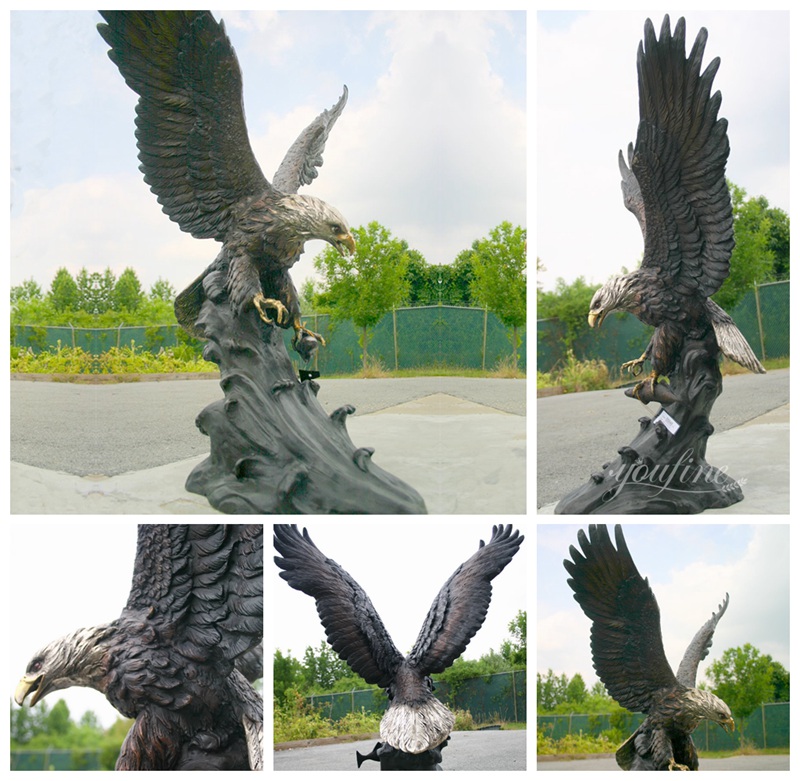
[9,9,526,298]
[538,524,790,693]
[537,10,789,292]
[273,520,528,668]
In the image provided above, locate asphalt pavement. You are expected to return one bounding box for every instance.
[10,376,526,514]
[537,369,789,512]
[274,730,527,771]
[538,754,788,771]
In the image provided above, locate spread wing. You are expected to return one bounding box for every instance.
[705,298,766,373]
[273,525,404,688]
[123,525,263,665]
[564,525,678,713]
[631,16,733,300]
[675,593,729,687]
[407,525,524,675]
[272,86,349,194]
[97,11,272,241]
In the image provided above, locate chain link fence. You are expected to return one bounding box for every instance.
[537,701,789,750]
[10,748,103,771]
[306,670,526,725]
[537,279,788,376]
[12,305,526,374]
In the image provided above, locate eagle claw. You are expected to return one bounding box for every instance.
[668,758,690,771]
[621,355,646,376]
[253,294,288,326]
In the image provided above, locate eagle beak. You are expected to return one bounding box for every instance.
[721,717,735,734]
[15,674,43,707]
[337,233,356,256]
[588,309,605,328]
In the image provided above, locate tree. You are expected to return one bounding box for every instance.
[274,648,305,703]
[314,221,410,371]
[149,277,176,302]
[302,641,352,691]
[500,610,527,666]
[11,277,43,305]
[536,274,599,353]
[706,643,775,740]
[537,669,568,712]
[565,672,588,705]
[113,267,144,312]
[469,222,526,369]
[404,249,475,306]
[48,268,79,312]
[714,183,780,310]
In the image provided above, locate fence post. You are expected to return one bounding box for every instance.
[392,307,399,370]
[68,322,76,349]
[482,308,488,371]
[511,670,518,722]
[753,282,767,362]
[761,702,766,748]
[117,322,124,349]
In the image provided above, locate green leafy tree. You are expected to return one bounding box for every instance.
[767,657,790,702]
[274,648,306,703]
[537,669,569,712]
[714,183,779,310]
[707,643,775,741]
[11,277,43,304]
[500,610,526,666]
[537,275,598,353]
[565,672,588,705]
[113,267,144,312]
[469,222,527,369]
[314,221,410,371]
[149,277,176,302]
[48,267,80,312]
[302,641,353,691]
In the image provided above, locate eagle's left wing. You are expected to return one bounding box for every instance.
[407,525,523,675]
[272,87,349,194]
[675,593,729,687]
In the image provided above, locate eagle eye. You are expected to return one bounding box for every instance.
[331,224,342,234]
[29,659,43,673]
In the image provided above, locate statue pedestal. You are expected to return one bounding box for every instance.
[556,331,744,514]
[185,271,427,514]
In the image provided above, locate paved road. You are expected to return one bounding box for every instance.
[11,377,525,476]
[538,754,788,771]
[274,730,526,771]
[537,369,788,508]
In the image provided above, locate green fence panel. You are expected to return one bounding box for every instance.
[304,671,526,726]
[10,749,103,771]
[537,701,789,750]
[13,307,526,374]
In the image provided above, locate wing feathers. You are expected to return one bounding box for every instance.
[408,525,524,674]
[97,11,270,240]
[273,525,403,687]
[564,525,678,713]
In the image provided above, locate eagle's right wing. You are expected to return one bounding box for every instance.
[564,525,679,713]
[273,525,404,688]
[97,11,272,241]
[675,593,729,687]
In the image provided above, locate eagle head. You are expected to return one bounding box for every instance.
[282,194,355,256]
[15,624,115,708]
[588,275,637,328]
[684,688,735,734]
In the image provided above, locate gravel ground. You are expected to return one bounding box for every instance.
[11,376,526,476]
[537,369,789,508]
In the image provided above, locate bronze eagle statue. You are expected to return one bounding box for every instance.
[15,525,263,771]
[565,525,734,771]
[587,16,765,403]
[97,11,355,361]
[274,524,523,770]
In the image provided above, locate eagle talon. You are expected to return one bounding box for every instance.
[668,759,690,771]
[621,355,647,376]
[292,319,326,348]
[253,294,288,325]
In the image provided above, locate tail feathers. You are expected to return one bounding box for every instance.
[706,299,766,374]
